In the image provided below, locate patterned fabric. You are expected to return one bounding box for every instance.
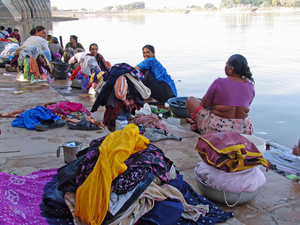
[47,102,91,116]
[0,169,72,225]
[112,167,150,194]
[102,63,144,81]
[125,143,174,183]
[193,107,254,135]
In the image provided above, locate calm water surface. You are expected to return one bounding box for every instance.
[19,11,300,148]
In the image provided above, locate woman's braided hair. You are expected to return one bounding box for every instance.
[228,54,254,83]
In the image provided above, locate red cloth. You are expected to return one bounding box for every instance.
[69,66,81,81]
[103,100,123,125]
[196,132,270,172]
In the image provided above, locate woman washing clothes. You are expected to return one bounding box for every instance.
[22,26,52,62]
[185,54,255,135]
[63,35,84,62]
[87,43,110,71]
[135,45,177,102]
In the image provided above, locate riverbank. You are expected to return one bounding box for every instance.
[0,16,78,28]
[0,67,300,224]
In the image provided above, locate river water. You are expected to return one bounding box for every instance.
[18,10,300,148]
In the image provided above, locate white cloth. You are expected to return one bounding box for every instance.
[79,55,100,76]
[125,73,151,99]
[195,162,266,193]
[22,36,49,51]
[1,30,9,37]
[68,52,87,64]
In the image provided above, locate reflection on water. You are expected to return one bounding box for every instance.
[18,11,300,147]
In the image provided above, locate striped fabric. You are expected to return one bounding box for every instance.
[114,75,128,100]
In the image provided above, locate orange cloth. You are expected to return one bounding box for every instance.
[69,66,81,81]
[74,124,149,224]
[114,75,128,100]
[29,57,41,78]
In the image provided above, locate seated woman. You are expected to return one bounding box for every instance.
[87,43,110,71]
[135,45,177,102]
[185,54,255,135]
[63,35,84,62]
[22,26,52,62]
[48,37,64,59]
[9,29,21,46]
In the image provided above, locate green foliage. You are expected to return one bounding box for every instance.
[51,6,57,11]
[204,3,215,8]
[295,1,300,6]
[272,0,281,6]
[115,1,145,10]
[103,6,113,10]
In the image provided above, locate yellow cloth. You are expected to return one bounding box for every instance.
[90,71,104,84]
[74,124,149,224]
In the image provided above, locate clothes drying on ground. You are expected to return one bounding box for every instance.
[11,46,51,83]
[47,102,91,116]
[12,106,60,130]
[129,114,169,134]
[0,168,73,225]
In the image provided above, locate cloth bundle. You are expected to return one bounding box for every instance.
[196,132,270,172]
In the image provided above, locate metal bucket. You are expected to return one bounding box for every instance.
[194,170,261,207]
[53,62,69,79]
[57,141,83,164]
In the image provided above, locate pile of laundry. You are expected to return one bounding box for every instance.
[0,101,103,131]
[10,46,52,83]
[0,124,235,224]
[264,140,300,176]
[194,132,270,205]
[91,63,151,130]
[69,53,104,91]
[0,42,18,61]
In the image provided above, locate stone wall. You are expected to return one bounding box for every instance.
[0,0,51,21]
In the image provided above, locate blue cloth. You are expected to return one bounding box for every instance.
[42,50,52,62]
[136,57,177,96]
[139,198,184,224]
[12,106,60,130]
[139,174,234,225]
[102,63,144,81]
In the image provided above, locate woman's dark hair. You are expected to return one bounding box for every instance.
[7,27,12,34]
[89,43,98,50]
[70,35,78,42]
[47,34,52,39]
[142,45,155,54]
[30,26,45,35]
[13,28,18,32]
[228,54,254,83]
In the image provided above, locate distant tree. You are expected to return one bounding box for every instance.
[81,8,87,11]
[191,5,197,8]
[295,0,300,6]
[51,6,57,11]
[272,0,281,5]
[103,6,113,10]
[252,0,263,5]
[204,3,215,8]
[263,0,272,6]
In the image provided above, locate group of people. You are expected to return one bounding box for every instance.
[0,26,21,45]
[16,25,257,137]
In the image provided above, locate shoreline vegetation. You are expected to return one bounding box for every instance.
[1,6,299,27]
